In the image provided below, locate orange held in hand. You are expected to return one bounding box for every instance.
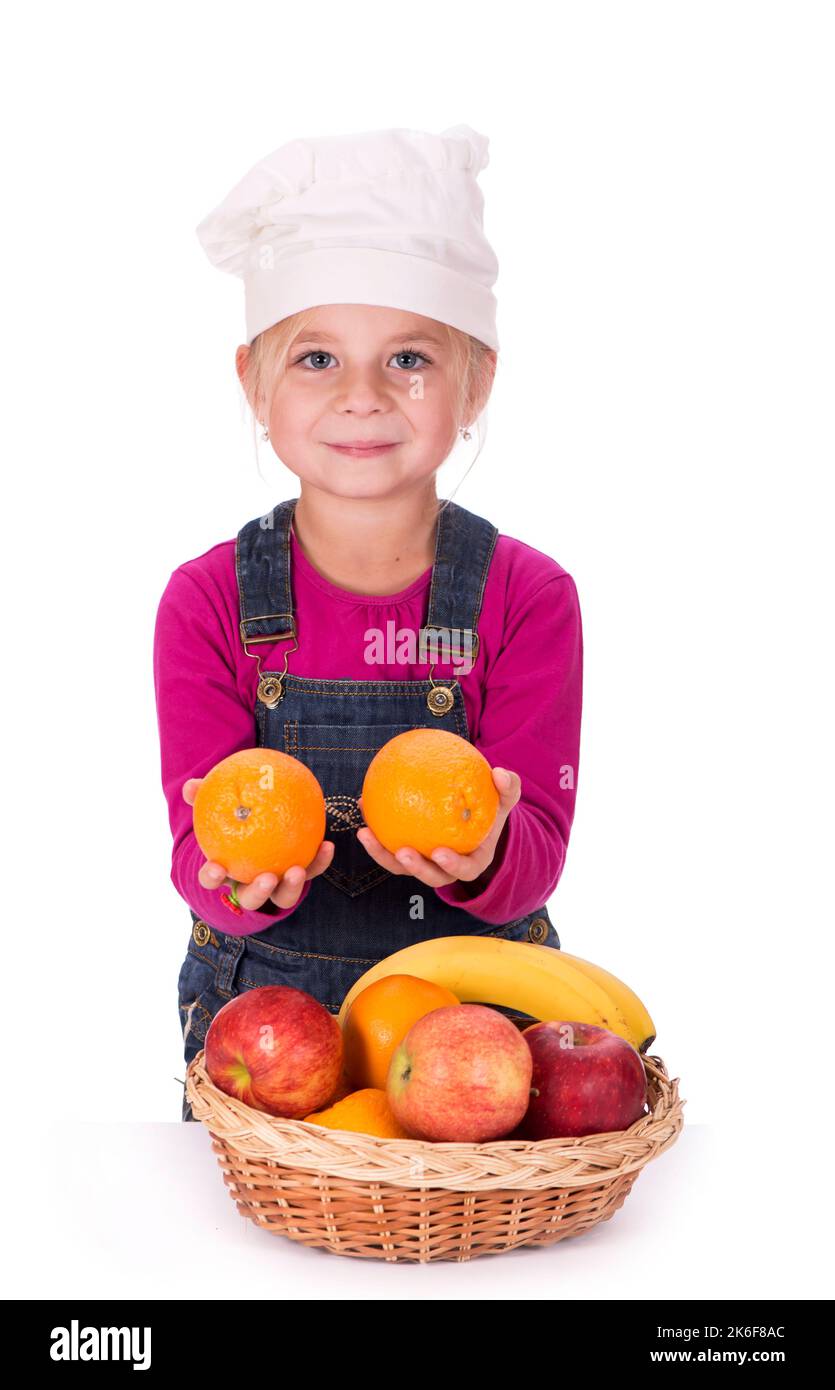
[360,728,500,858]
[342,973,460,1090]
[193,748,326,883]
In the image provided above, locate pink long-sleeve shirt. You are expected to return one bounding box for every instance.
[153,517,583,938]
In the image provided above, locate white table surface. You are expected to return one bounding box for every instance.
[2,1120,818,1300]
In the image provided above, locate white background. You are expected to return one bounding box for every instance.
[2,0,832,1298]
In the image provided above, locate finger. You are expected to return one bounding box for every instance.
[391,846,457,887]
[182,777,203,805]
[268,865,309,909]
[304,840,335,878]
[198,859,230,890]
[492,766,522,808]
[428,845,488,882]
[235,872,281,911]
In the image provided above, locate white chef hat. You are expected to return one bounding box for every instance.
[195,124,500,351]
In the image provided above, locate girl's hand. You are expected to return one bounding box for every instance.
[182,777,335,910]
[355,767,521,887]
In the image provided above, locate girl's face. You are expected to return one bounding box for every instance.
[246,304,472,501]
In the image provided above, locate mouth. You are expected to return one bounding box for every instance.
[325,442,401,458]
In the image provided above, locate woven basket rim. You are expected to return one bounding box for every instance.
[186,1049,685,1192]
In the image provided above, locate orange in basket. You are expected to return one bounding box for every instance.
[342,974,460,1090]
[304,1088,412,1139]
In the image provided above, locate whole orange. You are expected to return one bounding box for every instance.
[193,748,326,882]
[360,728,499,857]
[342,973,460,1090]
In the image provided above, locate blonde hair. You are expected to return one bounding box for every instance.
[239,309,496,508]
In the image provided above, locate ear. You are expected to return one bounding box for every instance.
[236,343,264,420]
[235,343,250,391]
[467,348,498,423]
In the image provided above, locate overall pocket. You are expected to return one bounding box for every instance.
[177,950,218,1054]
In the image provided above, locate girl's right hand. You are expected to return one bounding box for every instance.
[182,777,335,910]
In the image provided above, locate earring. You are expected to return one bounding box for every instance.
[460,426,472,441]
[261,424,269,441]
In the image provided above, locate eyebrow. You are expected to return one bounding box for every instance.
[290,327,447,348]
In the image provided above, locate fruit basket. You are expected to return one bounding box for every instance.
[185,1048,684,1263]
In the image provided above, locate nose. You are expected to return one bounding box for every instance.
[332,362,394,414]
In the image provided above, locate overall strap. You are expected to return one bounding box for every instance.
[235,498,297,653]
[425,499,499,663]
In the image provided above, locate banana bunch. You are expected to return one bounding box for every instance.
[337,935,656,1053]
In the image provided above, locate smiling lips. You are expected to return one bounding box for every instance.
[326,440,401,457]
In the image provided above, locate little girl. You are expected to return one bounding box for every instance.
[153,125,583,1120]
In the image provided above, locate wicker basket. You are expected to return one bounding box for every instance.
[185,1048,684,1263]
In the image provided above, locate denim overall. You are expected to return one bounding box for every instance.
[176,497,561,1119]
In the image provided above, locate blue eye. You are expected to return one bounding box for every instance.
[293,346,432,371]
[390,348,432,369]
[296,350,336,370]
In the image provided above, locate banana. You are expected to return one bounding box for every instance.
[547,947,656,1053]
[337,935,656,1052]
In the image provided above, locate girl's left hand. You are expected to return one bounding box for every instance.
[356,767,521,887]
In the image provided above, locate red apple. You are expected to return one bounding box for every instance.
[516,1020,648,1139]
[387,1004,533,1142]
[204,985,343,1118]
